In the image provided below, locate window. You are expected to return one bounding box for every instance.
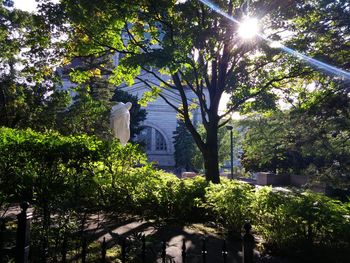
[155,130,167,150]
[139,127,152,151]
[138,126,167,152]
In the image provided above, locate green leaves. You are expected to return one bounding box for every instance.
[138,86,161,106]
[69,69,99,84]
[252,187,350,250]
[173,120,196,170]
[241,87,350,188]
[206,181,350,250]
[109,63,141,87]
[0,127,147,207]
[1,127,349,254]
[30,0,350,184]
[205,179,254,233]
[0,1,70,131]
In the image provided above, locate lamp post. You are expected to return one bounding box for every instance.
[226,124,234,179]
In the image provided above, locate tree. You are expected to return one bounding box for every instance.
[173,120,196,171]
[58,56,115,137]
[276,0,349,73]
[0,0,70,130]
[239,0,350,186]
[241,88,350,187]
[173,119,243,173]
[191,122,243,172]
[241,112,307,174]
[58,54,147,139]
[266,0,350,106]
[54,0,350,182]
[58,0,315,183]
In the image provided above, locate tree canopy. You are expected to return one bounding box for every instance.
[56,0,329,182]
[239,0,350,187]
[0,0,70,130]
[5,0,348,183]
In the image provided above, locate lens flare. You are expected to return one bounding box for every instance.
[198,0,350,81]
[238,17,258,39]
[269,41,283,48]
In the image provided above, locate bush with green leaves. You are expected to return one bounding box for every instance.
[251,187,350,251]
[1,127,349,256]
[205,179,254,234]
[0,127,147,258]
[0,127,209,221]
[106,167,208,220]
[2,127,100,207]
[203,181,349,251]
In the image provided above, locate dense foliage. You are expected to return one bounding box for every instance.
[1,128,349,258]
[240,0,350,187]
[251,187,350,251]
[55,0,324,183]
[0,127,146,257]
[0,0,70,130]
[4,0,348,184]
[241,88,350,188]
[0,2,146,140]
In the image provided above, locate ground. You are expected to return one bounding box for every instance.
[3,204,347,262]
[2,205,279,262]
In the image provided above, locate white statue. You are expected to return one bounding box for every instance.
[110,102,132,146]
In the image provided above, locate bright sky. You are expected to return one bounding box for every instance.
[14,0,59,12]
[12,0,238,119]
[11,0,246,119]
[14,0,38,12]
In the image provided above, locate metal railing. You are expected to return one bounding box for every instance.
[1,204,255,263]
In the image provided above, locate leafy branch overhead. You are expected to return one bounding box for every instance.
[39,0,350,182]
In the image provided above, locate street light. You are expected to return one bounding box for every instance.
[226,124,234,179]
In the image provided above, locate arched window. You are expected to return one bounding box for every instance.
[138,126,167,152]
[155,129,167,150]
[139,127,152,151]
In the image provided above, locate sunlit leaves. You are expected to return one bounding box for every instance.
[138,86,161,107]
[241,97,350,187]
[109,63,140,86]
[52,0,350,183]
[69,68,101,84]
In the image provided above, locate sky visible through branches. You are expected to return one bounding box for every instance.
[13,0,350,117]
[199,0,350,81]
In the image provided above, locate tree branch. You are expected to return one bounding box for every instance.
[172,72,206,151]
[135,76,182,114]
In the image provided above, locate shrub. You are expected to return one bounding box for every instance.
[1,127,349,256]
[251,187,304,250]
[0,127,147,257]
[106,167,208,220]
[173,176,208,220]
[0,127,109,208]
[251,187,350,251]
[205,179,254,233]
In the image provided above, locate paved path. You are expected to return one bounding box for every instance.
[83,214,250,263]
[2,205,294,262]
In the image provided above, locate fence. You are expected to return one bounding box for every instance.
[0,204,255,263]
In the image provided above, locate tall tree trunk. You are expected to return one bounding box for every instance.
[203,124,220,183]
[203,148,220,183]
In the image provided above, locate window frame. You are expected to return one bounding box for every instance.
[138,125,168,153]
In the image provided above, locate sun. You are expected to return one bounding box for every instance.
[238,17,259,39]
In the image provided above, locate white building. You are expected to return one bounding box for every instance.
[61,54,202,169]
[120,73,201,168]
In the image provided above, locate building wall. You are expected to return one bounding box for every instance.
[61,55,203,169]
[123,73,202,168]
